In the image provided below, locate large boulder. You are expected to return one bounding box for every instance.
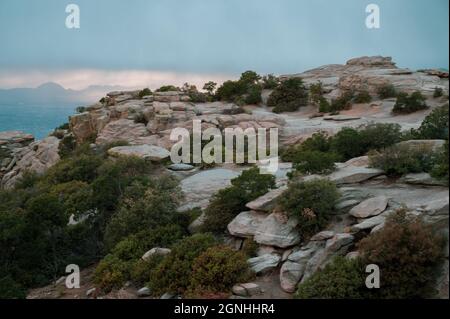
[349,196,388,218]
[178,168,242,211]
[108,144,170,161]
[248,253,281,274]
[254,212,301,248]
[96,119,149,145]
[1,136,60,189]
[227,211,267,238]
[141,248,171,261]
[245,186,287,212]
[328,165,384,185]
[280,247,317,292]
[399,173,448,186]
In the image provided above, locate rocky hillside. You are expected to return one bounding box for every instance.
[1,56,448,299]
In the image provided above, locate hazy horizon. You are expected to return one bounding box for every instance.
[0,0,448,90]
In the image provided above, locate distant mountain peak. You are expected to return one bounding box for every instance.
[37,82,66,90]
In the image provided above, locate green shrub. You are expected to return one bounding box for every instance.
[202,81,217,96]
[103,177,182,249]
[393,91,428,114]
[281,133,330,163]
[58,135,77,158]
[330,92,354,112]
[410,105,449,140]
[131,255,165,287]
[353,90,372,103]
[295,257,366,299]
[156,85,179,92]
[94,254,131,292]
[291,150,338,175]
[46,154,103,184]
[186,246,253,296]
[202,168,275,233]
[0,276,26,299]
[76,106,87,113]
[433,87,444,98]
[267,78,309,113]
[309,82,324,105]
[148,233,217,295]
[262,74,280,89]
[377,84,397,99]
[431,141,449,183]
[330,127,364,161]
[278,179,340,239]
[216,71,262,104]
[369,143,435,176]
[358,123,403,150]
[318,98,331,113]
[241,239,259,257]
[138,88,152,98]
[244,85,262,105]
[358,210,445,298]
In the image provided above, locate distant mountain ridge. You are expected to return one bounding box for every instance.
[0,82,133,106]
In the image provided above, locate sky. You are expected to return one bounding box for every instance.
[0,0,448,90]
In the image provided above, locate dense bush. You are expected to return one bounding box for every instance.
[330,127,365,160]
[58,135,77,158]
[353,90,372,104]
[202,167,275,233]
[358,210,445,298]
[295,210,446,299]
[156,85,179,92]
[0,276,26,299]
[103,176,183,249]
[138,88,152,98]
[267,78,309,113]
[319,98,331,113]
[282,124,402,175]
[261,74,280,89]
[94,223,186,292]
[295,257,366,299]
[410,105,449,140]
[278,179,340,239]
[359,123,403,150]
[186,246,253,297]
[0,141,181,297]
[148,233,217,295]
[309,82,324,106]
[369,143,435,176]
[330,91,354,112]
[433,87,444,98]
[216,71,262,105]
[291,150,338,175]
[431,141,449,183]
[393,91,428,114]
[377,84,397,99]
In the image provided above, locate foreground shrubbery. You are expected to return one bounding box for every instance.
[278,179,340,240]
[409,104,449,140]
[201,167,275,233]
[147,233,217,295]
[0,142,181,298]
[295,257,366,299]
[186,246,254,298]
[296,210,445,299]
